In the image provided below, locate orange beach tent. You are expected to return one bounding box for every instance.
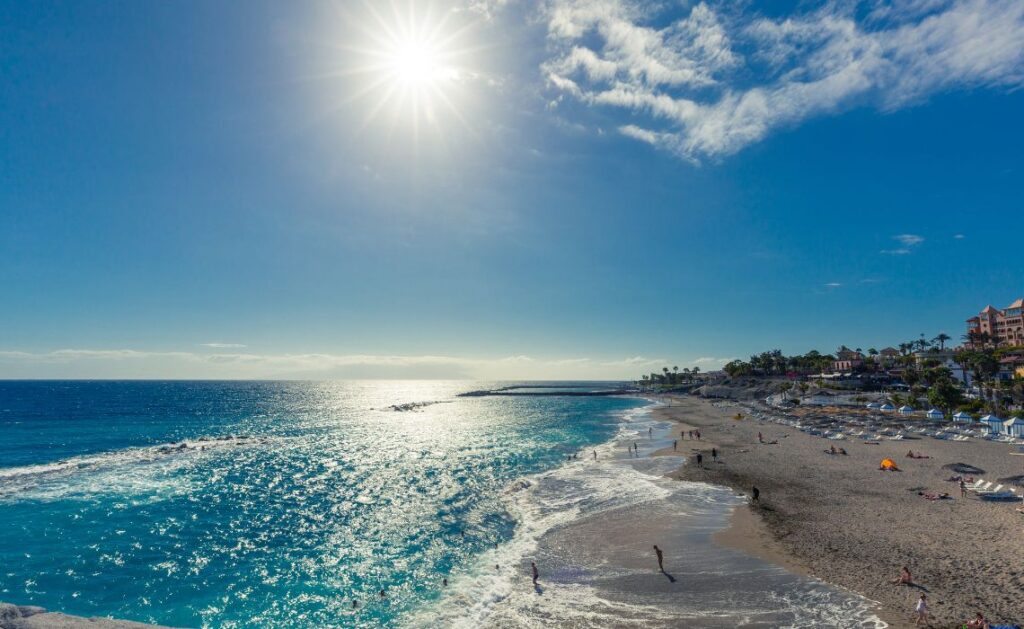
[879,458,899,471]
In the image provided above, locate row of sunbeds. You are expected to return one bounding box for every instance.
[963,479,1023,502]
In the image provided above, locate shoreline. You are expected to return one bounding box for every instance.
[653,394,1024,628]
[467,396,889,627]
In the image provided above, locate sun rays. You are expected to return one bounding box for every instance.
[335,1,481,145]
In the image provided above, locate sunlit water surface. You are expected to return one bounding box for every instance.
[0,381,640,627]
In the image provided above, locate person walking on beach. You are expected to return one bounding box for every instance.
[758,431,763,443]
[711,447,718,462]
[913,593,929,626]
[653,545,665,572]
[648,427,652,438]
[531,561,539,586]
[752,486,760,502]
[673,440,677,451]
[960,479,967,498]
[696,453,703,468]
[593,450,597,460]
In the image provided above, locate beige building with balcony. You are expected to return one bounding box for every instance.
[966,297,1024,347]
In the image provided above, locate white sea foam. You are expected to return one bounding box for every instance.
[406,401,888,629]
[405,402,684,628]
[0,435,271,502]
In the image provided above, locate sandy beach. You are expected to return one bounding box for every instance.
[655,395,1024,628]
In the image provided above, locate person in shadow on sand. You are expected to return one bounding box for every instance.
[891,566,912,585]
[653,545,664,572]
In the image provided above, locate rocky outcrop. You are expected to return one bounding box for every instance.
[0,603,181,629]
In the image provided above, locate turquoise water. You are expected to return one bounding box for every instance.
[0,381,643,627]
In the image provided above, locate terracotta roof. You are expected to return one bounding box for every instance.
[1007,298,1024,309]
[981,305,997,314]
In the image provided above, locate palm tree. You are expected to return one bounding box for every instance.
[933,333,951,351]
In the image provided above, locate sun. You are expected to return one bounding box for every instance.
[388,40,445,86]
[340,1,476,134]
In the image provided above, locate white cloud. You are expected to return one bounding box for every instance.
[0,348,658,380]
[894,233,925,246]
[201,343,248,349]
[880,233,925,254]
[824,282,843,288]
[600,355,666,367]
[694,356,733,366]
[954,233,965,239]
[540,0,1024,161]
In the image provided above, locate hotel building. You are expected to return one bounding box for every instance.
[966,298,1024,347]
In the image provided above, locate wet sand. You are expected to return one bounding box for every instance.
[482,403,888,628]
[656,395,1024,628]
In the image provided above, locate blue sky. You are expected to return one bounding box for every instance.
[2,0,1023,379]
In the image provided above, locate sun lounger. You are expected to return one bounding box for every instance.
[976,484,1003,495]
[980,491,1022,502]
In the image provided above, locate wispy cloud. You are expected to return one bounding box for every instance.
[694,356,734,367]
[894,234,925,246]
[954,233,965,239]
[200,343,248,349]
[881,233,925,254]
[540,0,1024,161]
[600,355,666,367]
[0,349,666,380]
[824,282,843,288]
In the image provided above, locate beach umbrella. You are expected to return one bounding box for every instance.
[953,411,972,423]
[926,409,944,421]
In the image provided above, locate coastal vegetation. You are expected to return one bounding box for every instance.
[644,333,1024,416]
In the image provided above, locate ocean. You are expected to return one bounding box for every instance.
[0,381,885,628]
